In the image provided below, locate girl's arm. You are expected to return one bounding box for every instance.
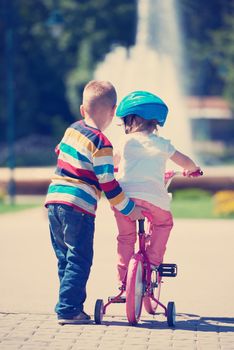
[170,150,201,175]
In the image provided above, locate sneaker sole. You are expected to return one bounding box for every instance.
[58,319,91,325]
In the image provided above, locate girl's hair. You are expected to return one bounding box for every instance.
[123,114,158,134]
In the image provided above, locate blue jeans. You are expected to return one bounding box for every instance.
[48,204,95,318]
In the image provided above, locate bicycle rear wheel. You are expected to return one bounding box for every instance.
[143,270,161,315]
[126,256,144,325]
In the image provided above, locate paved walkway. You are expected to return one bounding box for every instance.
[0,199,234,349]
[1,313,234,350]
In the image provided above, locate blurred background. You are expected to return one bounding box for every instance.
[0,0,233,218]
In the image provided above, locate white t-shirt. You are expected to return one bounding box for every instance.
[117,132,176,211]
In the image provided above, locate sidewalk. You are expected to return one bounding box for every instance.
[0,200,234,349]
[1,313,234,350]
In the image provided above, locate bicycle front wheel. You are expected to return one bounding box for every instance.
[126,256,144,325]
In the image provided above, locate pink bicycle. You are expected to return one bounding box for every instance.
[94,169,203,326]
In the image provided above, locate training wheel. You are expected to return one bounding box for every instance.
[94,299,104,324]
[167,301,176,327]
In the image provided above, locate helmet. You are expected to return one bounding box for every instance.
[116,91,168,126]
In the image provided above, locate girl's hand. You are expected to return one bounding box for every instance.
[185,167,203,177]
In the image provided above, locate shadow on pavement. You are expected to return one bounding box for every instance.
[100,313,234,332]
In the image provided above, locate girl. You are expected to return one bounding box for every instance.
[114,90,201,285]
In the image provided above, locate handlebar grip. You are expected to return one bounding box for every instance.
[183,169,203,177]
[138,219,145,233]
[190,169,203,177]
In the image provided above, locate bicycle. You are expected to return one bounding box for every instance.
[94,169,203,326]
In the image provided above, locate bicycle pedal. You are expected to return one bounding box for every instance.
[158,263,177,277]
[151,282,158,288]
[119,285,126,291]
[108,296,126,303]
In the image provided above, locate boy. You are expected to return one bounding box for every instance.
[45,80,145,325]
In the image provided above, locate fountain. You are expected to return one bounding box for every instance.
[95,0,193,157]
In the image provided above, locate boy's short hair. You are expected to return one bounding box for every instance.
[83,80,117,113]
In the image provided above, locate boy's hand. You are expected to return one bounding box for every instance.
[128,205,147,221]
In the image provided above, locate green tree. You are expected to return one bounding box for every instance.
[0,0,137,165]
[211,4,234,109]
[1,0,233,166]
[180,0,228,96]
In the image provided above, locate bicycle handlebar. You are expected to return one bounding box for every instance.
[164,169,203,188]
[138,169,203,226]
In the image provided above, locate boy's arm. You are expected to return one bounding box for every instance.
[55,143,60,155]
[170,150,201,175]
[113,150,121,172]
[93,146,145,219]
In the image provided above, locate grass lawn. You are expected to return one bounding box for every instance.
[0,203,40,214]
[171,190,234,219]
[0,191,233,219]
[172,197,216,219]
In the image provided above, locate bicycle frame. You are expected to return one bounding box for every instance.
[97,168,203,323]
[135,220,168,316]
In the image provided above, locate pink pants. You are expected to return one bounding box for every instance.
[113,198,173,282]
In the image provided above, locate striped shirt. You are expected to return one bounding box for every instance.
[45,120,135,217]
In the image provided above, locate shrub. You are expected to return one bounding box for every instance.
[0,135,57,166]
[0,186,6,204]
[213,191,234,217]
[173,188,212,200]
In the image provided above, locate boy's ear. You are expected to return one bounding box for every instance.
[80,104,85,117]
[111,104,117,116]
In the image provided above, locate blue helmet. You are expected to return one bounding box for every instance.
[116,91,168,127]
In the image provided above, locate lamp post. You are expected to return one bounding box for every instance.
[47,0,64,38]
[5,1,16,205]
